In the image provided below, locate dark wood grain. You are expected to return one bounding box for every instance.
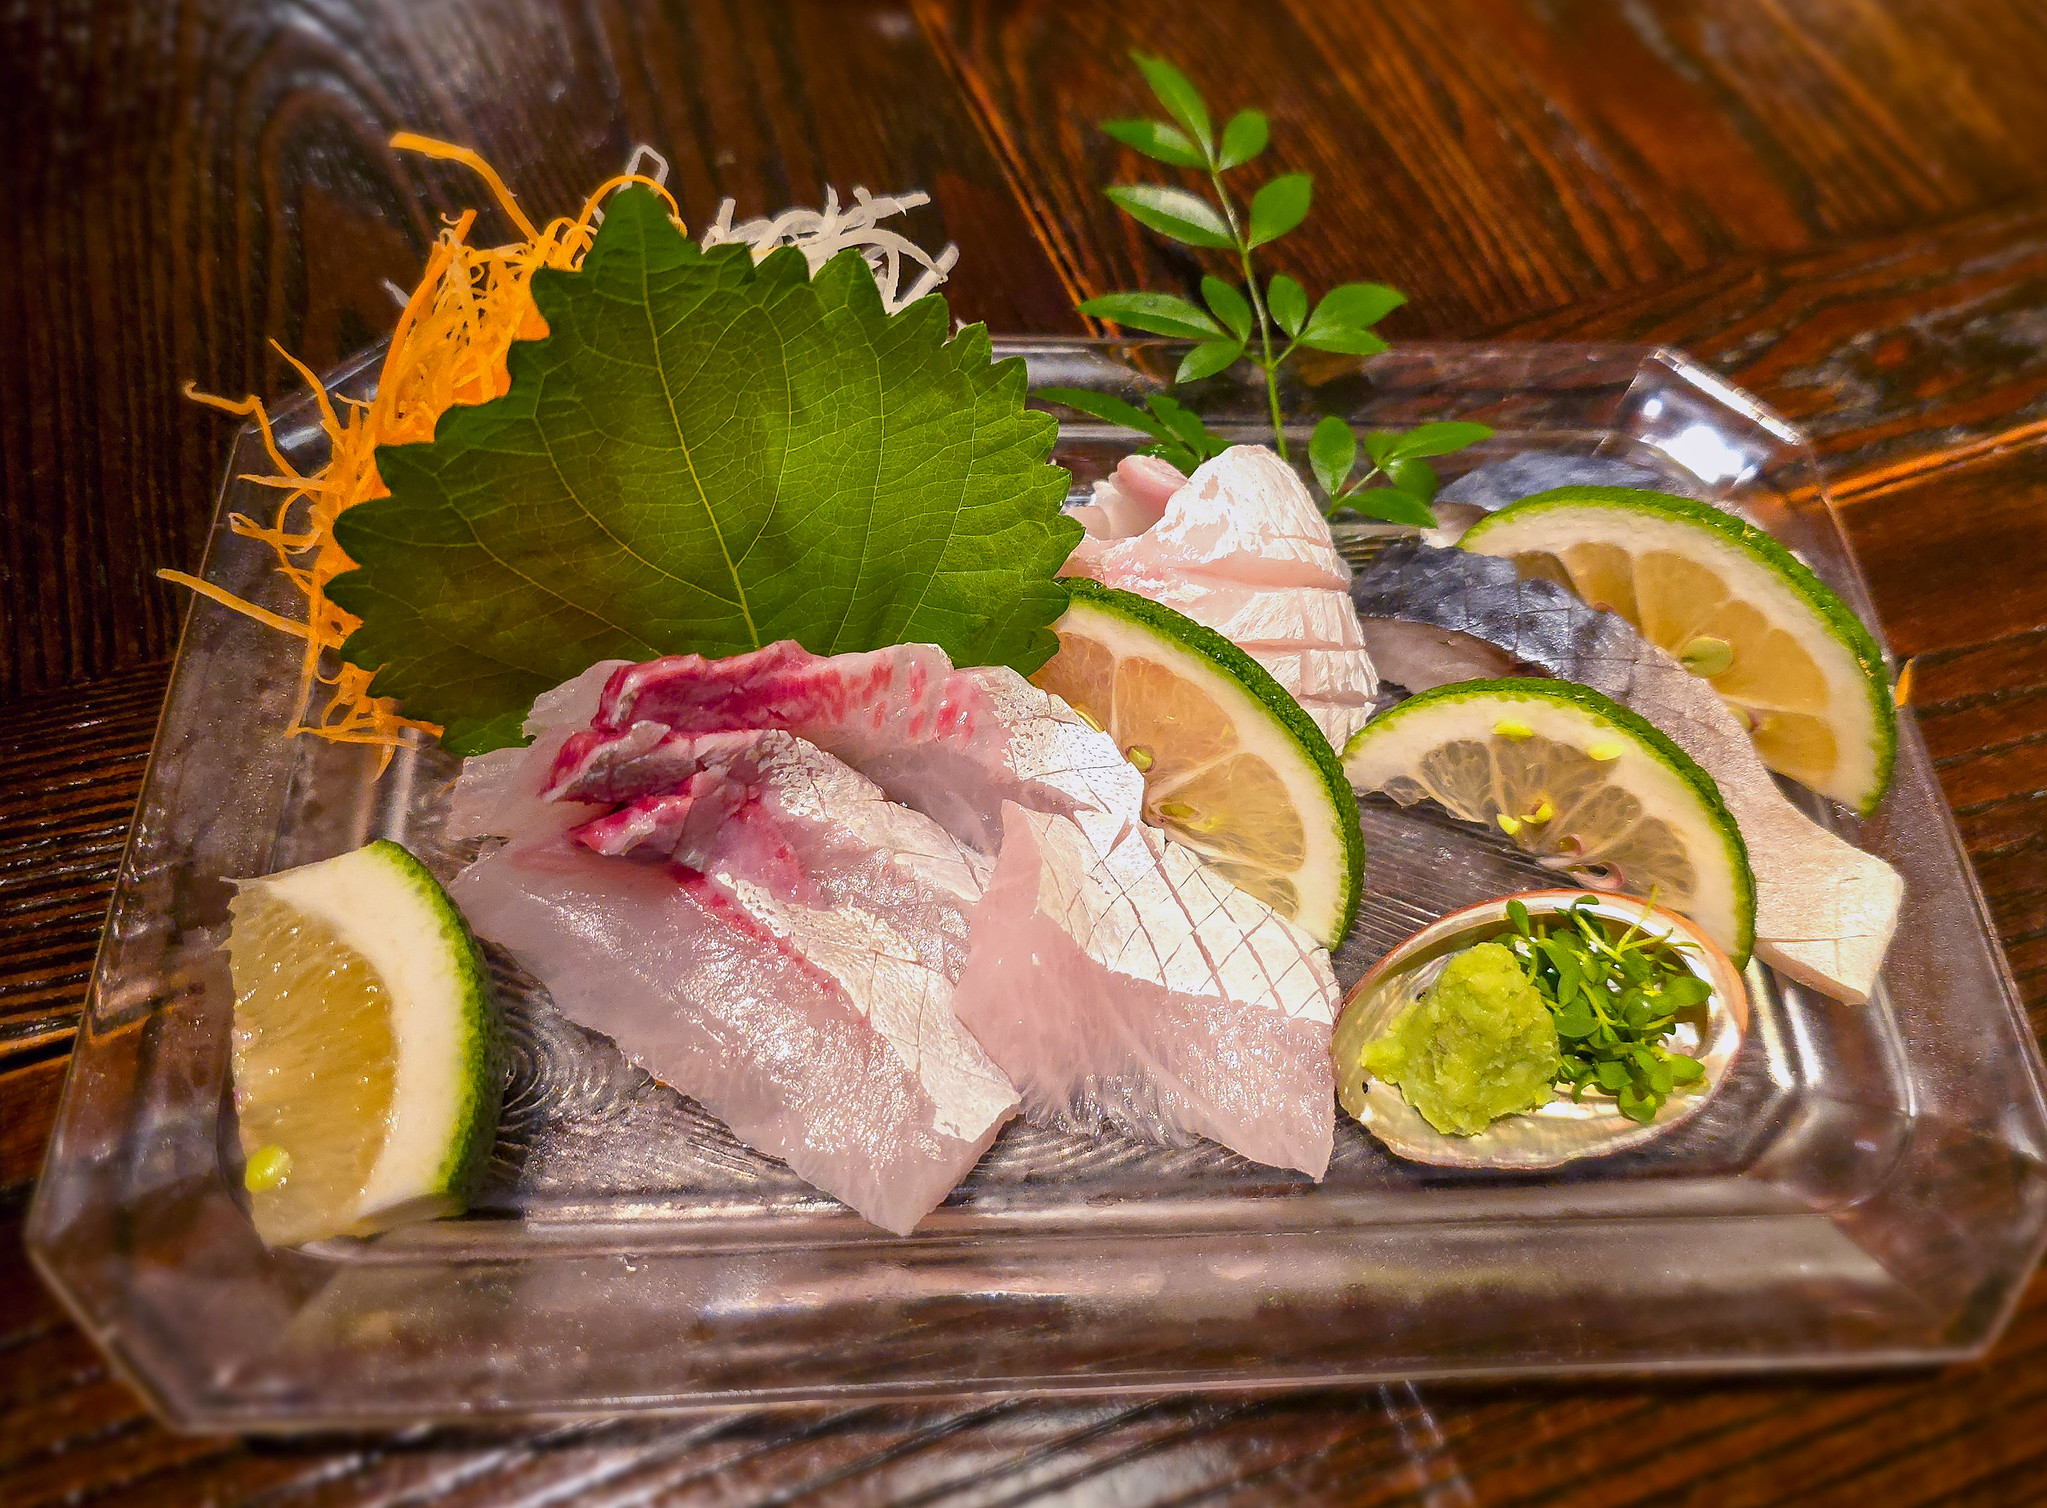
[8,0,2047,1505]
[918,0,2047,332]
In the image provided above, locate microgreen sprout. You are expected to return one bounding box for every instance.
[1504,896,1711,1124]
[1060,52,1492,523]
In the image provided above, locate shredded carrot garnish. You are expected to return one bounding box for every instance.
[168,139,682,772]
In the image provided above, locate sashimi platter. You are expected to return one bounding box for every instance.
[40,58,2047,1415]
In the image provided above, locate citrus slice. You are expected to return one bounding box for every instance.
[226,839,500,1246]
[1032,578,1364,947]
[1461,487,1895,813]
[1342,679,1756,966]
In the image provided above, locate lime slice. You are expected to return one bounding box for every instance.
[1032,578,1364,948]
[1342,679,1756,966]
[1461,487,1895,814]
[227,839,500,1246]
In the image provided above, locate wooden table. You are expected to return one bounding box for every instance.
[6,2,2046,1502]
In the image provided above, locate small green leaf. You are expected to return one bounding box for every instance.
[1175,339,1244,384]
[1309,281,1407,332]
[1308,415,1357,500]
[1297,282,1405,354]
[1246,173,1312,247]
[1267,274,1308,336]
[1618,1088,1658,1124]
[1342,488,1437,529]
[1595,1059,1631,1093]
[1386,457,1438,501]
[1103,184,1235,249]
[1145,441,1201,474]
[1101,118,1208,169]
[1078,290,1224,340]
[1555,1005,1598,1040]
[1295,326,1389,358]
[1033,386,1173,445]
[1384,420,1495,460]
[1200,276,1253,340]
[1668,1054,1707,1085]
[1217,109,1269,169]
[1131,52,1213,156]
[1145,393,1224,458]
[1507,898,1532,936]
[1658,976,1714,1010]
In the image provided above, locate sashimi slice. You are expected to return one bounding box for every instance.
[1066,453,1185,543]
[454,843,1013,1234]
[953,802,1338,1177]
[581,642,1143,850]
[452,727,1016,1234]
[1095,445,1351,589]
[445,658,630,841]
[1087,568,1368,648]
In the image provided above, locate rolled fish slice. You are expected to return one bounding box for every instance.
[1351,541,1902,1003]
[1061,447,1381,749]
[450,723,1016,1235]
[576,640,1342,1172]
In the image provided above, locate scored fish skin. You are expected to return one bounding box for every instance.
[585,642,1142,852]
[1351,541,1904,1003]
[570,639,1341,1172]
[1062,445,1381,747]
[453,724,1016,1235]
[951,802,1338,1179]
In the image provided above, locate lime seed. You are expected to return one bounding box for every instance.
[244,1143,292,1192]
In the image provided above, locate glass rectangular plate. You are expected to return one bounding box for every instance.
[29,340,2047,1429]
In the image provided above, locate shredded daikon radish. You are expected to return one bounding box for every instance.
[166,139,955,770]
[701,186,959,312]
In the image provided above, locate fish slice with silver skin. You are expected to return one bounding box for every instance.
[451,722,1017,1235]
[1350,541,1903,1004]
[573,640,1341,1172]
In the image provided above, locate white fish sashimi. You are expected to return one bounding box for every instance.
[589,642,1141,851]
[1130,446,1351,588]
[1087,568,1368,648]
[953,803,1337,1177]
[453,722,1016,1234]
[1063,446,1380,744]
[570,640,1340,1172]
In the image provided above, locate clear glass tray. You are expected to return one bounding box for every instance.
[29,340,2047,1430]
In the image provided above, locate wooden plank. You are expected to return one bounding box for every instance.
[918,0,2047,334]
[0,662,163,1063]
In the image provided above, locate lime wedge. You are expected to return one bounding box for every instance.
[1342,678,1756,965]
[1033,578,1364,948]
[1461,487,1895,813]
[227,839,500,1246]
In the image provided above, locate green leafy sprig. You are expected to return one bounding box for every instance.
[1073,52,1490,524]
[1308,418,1495,529]
[1504,897,1711,1125]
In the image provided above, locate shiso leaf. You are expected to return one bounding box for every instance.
[329,187,1079,756]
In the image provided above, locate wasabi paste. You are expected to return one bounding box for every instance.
[1360,942,1560,1136]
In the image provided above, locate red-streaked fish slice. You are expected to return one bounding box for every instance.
[582,642,1143,849]
[571,772,743,859]
[453,726,1015,1234]
[952,802,1338,1177]
[453,841,1013,1234]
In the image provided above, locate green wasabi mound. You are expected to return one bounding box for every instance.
[1360,942,1561,1136]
